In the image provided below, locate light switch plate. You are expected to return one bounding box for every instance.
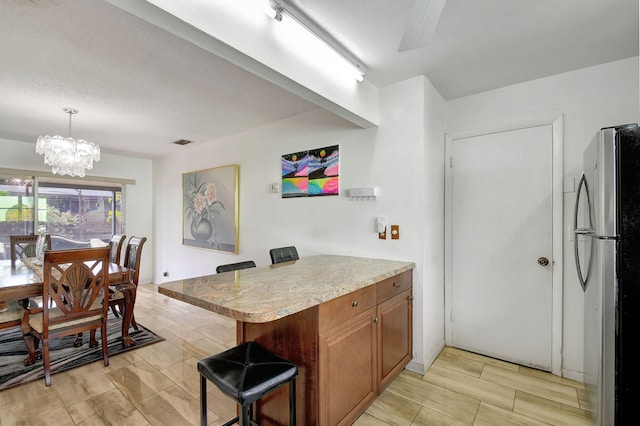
[391,225,399,240]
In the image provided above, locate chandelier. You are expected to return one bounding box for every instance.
[36,108,100,177]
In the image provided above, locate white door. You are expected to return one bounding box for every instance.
[448,124,554,370]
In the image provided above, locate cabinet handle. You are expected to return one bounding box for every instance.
[393,282,401,288]
[373,317,379,323]
[352,300,359,307]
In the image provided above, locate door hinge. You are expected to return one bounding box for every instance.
[449,157,453,168]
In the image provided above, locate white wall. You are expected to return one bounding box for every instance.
[153,76,443,372]
[421,78,447,370]
[445,57,640,379]
[0,138,154,283]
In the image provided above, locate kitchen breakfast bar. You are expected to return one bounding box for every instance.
[158,254,415,425]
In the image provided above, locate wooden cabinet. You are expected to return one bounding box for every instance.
[377,271,413,391]
[319,307,378,426]
[318,270,412,425]
[239,269,413,426]
[378,290,412,390]
[319,286,377,334]
[319,286,377,426]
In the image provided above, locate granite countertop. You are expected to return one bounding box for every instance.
[158,254,415,323]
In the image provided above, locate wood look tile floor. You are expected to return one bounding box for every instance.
[0,284,592,426]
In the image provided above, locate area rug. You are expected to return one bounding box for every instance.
[0,315,164,391]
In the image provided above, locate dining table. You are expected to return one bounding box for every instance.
[0,257,138,350]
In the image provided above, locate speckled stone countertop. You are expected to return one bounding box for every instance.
[158,254,415,323]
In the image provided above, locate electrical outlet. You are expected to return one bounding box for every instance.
[378,227,386,239]
[391,225,400,240]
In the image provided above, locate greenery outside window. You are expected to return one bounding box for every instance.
[0,174,123,260]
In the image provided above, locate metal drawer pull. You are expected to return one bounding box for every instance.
[352,300,358,307]
[393,282,401,288]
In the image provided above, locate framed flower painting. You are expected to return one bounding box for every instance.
[183,164,238,253]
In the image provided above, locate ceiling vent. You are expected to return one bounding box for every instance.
[173,139,193,146]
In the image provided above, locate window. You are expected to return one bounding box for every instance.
[0,174,123,260]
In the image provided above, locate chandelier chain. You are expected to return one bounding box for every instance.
[63,107,78,137]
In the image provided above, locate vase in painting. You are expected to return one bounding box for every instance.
[191,218,212,241]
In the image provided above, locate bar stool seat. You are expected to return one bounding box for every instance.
[198,341,298,426]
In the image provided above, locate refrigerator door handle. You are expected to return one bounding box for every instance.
[574,172,593,291]
[574,229,593,235]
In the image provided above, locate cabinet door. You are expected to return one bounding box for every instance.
[378,289,412,390]
[319,307,377,426]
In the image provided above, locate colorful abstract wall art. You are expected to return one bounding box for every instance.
[281,145,339,198]
[309,145,339,195]
[281,150,308,197]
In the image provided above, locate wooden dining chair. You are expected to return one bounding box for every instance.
[10,234,51,269]
[110,236,147,330]
[216,260,256,273]
[20,247,111,386]
[269,246,299,264]
[104,234,127,318]
[109,234,127,265]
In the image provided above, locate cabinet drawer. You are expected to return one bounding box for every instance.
[376,270,412,304]
[319,285,376,334]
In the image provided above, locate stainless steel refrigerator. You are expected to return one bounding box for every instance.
[574,123,640,425]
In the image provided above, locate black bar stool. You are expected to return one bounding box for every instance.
[269,246,299,264]
[198,341,298,426]
[216,260,256,273]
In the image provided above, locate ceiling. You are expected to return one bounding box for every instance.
[0,0,637,160]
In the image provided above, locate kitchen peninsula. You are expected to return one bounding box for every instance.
[159,254,415,425]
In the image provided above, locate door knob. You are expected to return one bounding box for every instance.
[537,257,550,267]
